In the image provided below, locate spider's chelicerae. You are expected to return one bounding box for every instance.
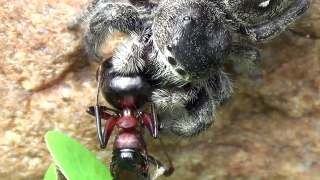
[69,0,310,137]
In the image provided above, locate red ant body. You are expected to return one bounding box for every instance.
[87,62,173,179]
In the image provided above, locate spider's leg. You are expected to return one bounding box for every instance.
[67,0,100,30]
[168,87,216,137]
[239,0,310,42]
[155,70,233,137]
[84,2,143,61]
[108,29,152,75]
[229,44,260,73]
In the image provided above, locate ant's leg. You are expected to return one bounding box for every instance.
[101,112,117,149]
[94,105,117,149]
[156,137,174,177]
[94,105,106,149]
[86,105,117,148]
[148,154,174,177]
[90,59,118,148]
[139,103,158,138]
[86,106,118,119]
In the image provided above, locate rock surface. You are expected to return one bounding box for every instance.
[0,0,319,179]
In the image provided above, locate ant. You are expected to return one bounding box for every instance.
[86,60,174,179]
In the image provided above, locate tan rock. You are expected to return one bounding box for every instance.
[294,0,320,38]
[0,0,319,179]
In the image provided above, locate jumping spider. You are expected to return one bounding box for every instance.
[69,0,310,137]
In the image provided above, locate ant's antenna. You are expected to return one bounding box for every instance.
[95,63,106,148]
[95,69,101,106]
[150,103,158,138]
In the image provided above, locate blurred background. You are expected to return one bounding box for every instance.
[0,0,319,179]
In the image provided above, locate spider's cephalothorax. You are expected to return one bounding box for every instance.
[152,0,232,82]
[71,0,310,137]
[151,0,310,85]
[145,0,310,137]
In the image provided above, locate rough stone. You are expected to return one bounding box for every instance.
[0,0,319,180]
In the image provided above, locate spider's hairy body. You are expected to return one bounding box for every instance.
[70,0,310,137]
[68,0,158,61]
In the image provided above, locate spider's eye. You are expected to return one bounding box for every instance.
[176,68,187,76]
[167,57,176,65]
[183,16,191,21]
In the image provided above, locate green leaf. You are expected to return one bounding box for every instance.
[44,163,58,180]
[45,131,112,180]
